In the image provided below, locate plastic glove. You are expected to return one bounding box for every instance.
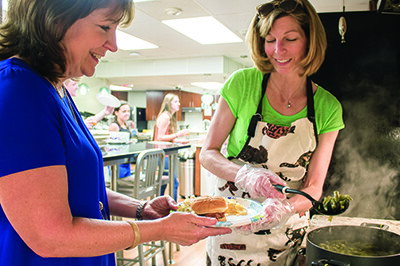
[234,164,287,199]
[238,198,294,233]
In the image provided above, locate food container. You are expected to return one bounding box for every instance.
[306,225,400,266]
[107,132,130,143]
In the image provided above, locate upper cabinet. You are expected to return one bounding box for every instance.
[180,91,202,108]
[146,90,183,121]
[146,91,164,121]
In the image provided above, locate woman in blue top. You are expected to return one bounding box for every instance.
[0,1,231,265]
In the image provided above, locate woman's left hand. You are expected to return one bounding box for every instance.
[142,195,178,220]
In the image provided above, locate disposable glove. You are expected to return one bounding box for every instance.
[237,198,295,233]
[234,164,287,199]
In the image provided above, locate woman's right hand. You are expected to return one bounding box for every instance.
[159,212,232,246]
[234,164,287,199]
[177,129,190,137]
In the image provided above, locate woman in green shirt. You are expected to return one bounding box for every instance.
[200,0,345,265]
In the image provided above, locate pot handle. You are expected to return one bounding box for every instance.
[311,259,350,266]
[360,222,389,231]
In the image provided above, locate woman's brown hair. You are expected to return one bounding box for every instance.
[0,0,134,84]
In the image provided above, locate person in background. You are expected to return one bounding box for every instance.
[108,100,135,134]
[0,1,231,265]
[153,93,189,201]
[200,0,344,265]
[108,101,135,178]
[64,78,114,129]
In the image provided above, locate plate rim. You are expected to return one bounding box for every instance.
[96,93,121,107]
[213,196,263,228]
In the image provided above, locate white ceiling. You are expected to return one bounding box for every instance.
[94,0,371,94]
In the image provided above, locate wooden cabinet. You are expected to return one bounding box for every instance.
[180,91,202,108]
[146,91,164,121]
[111,91,128,101]
[146,90,183,121]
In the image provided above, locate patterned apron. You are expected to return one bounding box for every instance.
[207,74,318,266]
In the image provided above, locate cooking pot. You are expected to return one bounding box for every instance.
[306,225,400,266]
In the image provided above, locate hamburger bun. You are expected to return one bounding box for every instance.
[191,196,228,221]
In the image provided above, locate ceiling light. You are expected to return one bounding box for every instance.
[192,82,224,91]
[162,16,242,45]
[165,7,183,16]
[116,30,158,50]
[110,85,133,91]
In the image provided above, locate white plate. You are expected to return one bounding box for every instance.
[211,197,264,228]
[177,197,264,228]
[96,93,121,107]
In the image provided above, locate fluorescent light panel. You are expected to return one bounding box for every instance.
[116,30,158,51]
[192,82,223,91]
[110,85,133,91]
[162,16,242,45]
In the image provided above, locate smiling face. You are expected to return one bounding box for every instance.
[115,104,131,123]
[61,8,120,78]
[264,16,308,75]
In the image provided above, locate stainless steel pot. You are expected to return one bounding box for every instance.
[306,225,400,266]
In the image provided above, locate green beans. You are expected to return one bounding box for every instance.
[320,191,352,212]
[319,240,391,256]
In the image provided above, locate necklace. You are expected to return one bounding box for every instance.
[62,85,77,122]
[270,78,305,108]
[53,82,77,122]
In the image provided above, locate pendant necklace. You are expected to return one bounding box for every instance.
[54,83,77,122]
[62,85,77,122]
[270,78,304,108]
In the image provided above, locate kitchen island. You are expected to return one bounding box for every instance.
[101,141,190,264]
[101,141,191,195]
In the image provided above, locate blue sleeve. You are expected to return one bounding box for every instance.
[0,63,65,177]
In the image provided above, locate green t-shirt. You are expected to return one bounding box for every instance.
[220,67,345,158]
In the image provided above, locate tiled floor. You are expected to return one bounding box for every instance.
[120,238,207,265]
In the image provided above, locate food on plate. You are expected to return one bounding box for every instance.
[191,196,228,221]
[177,196,247,221]
[224,198,247,216]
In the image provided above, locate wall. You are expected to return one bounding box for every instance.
[73,76,109,116]
[312,11,400,220]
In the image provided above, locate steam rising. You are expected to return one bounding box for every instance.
[325,81,400,220]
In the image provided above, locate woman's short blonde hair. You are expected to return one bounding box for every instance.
[247,0,327,76]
